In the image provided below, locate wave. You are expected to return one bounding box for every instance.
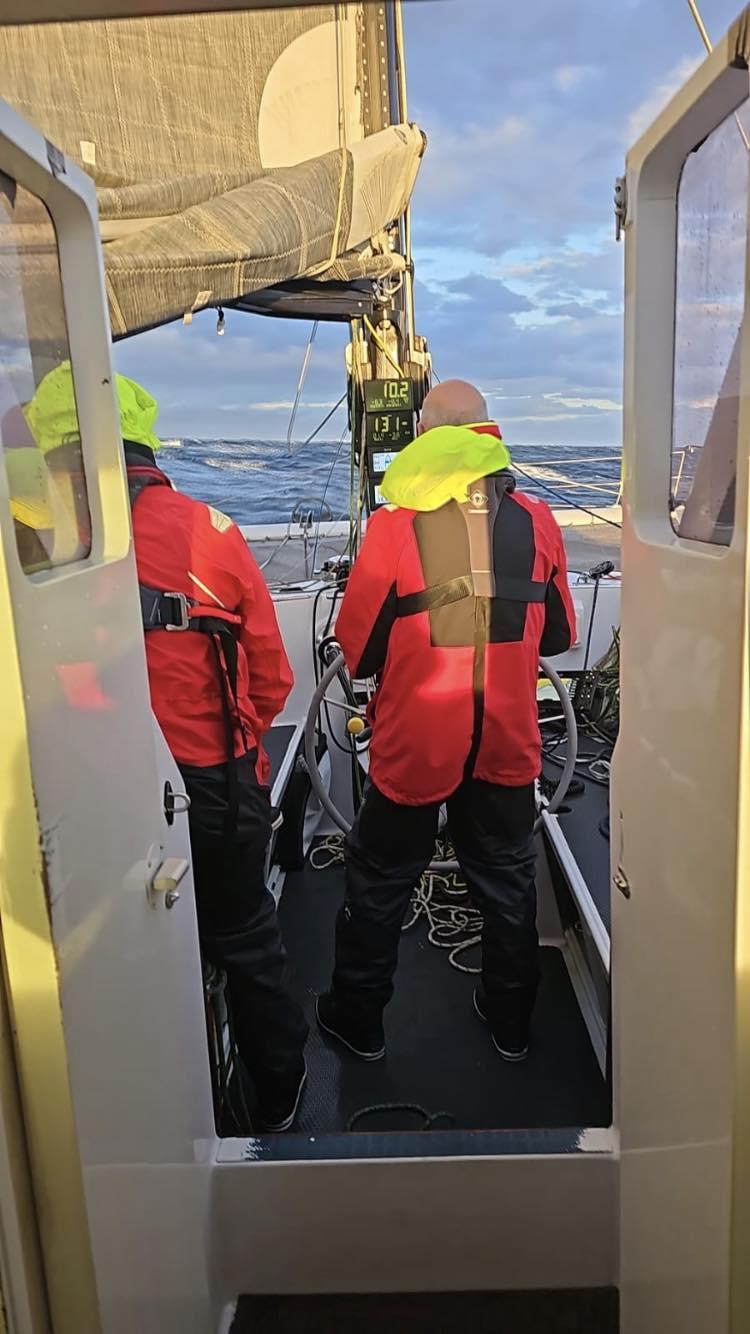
[158,437,621,525]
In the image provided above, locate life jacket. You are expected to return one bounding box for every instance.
[335,423,576,804]
[126,461,246,827]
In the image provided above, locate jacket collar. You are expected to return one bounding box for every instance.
[124,440,158,469]
[468,421,503,441]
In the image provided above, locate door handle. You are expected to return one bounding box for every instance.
[164,781,191,825]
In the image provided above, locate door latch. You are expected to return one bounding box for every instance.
[147,857,189,909]
[614,866,631,899]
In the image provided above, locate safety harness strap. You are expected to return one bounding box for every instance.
[395,572,547,619]
[127,466,243,831]
[396,575,474,617]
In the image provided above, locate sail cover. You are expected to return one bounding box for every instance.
[0,4,424,336]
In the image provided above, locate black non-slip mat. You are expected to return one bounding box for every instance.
[278,855,609,1134]
[232,1287,619,1334]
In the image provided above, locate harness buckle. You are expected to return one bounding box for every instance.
[163,591,190,631]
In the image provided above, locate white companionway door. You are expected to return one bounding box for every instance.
[0,103,216,1332]
[0,68,623,1334]
[613,11,750,1334]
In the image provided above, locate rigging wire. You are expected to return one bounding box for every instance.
[286,321,319,454]
[300,392,348,449]
[309,425,349,576]
[512,461,623,530]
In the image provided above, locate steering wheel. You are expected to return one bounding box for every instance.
[304,648,578,853]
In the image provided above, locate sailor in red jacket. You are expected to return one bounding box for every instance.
[25,365,308,1132]
[317,380,576,1063]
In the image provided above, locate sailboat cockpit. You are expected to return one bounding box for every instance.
[0,2,749,1332]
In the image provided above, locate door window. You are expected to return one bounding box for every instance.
[0,173,91,573]
[671,102,750,546]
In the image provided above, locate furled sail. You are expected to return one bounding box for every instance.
[0,4,425,336]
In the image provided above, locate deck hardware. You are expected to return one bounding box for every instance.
[148,857,190,908]
[614,866,631,899]
[163,781,190,825]
[614,175,627,240]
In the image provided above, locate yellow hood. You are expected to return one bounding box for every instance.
[24,362,161,454]
[379,423,512,512]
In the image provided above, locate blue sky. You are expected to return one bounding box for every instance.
[114,0,743,446]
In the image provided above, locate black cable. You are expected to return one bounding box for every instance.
[512,462,622,529]
[582,574,602,676]
[311,594,362,756]
[311,588,354,754]
[346,1103,455,1132]
[311,586,327,686]
[322,585,340,639]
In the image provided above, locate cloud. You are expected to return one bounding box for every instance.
[627,55,702,142]
[110,0,744,448]
[435,273,533,314]
[249,400,340,412]
[554,64,598,92]
[509,412,611,423]
[545,393,622,412]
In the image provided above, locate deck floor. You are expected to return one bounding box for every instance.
[277,855,609,1135]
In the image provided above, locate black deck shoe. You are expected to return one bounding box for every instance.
[316,992,385,1061]
[473,987,529,1063]
[257,1064,307,1133]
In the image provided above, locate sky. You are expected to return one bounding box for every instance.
[113,0,745,447]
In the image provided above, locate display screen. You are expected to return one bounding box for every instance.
[367,411,413,447]
[364,378,414,412]
[372,450,398,472]
[373,484,386,505]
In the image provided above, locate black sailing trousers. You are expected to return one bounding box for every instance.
[178,750,308,1100]
[332,778,539,1033]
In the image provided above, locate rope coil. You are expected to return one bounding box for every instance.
[310,835,483,975]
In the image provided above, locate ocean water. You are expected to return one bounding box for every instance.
[157,437,622,526]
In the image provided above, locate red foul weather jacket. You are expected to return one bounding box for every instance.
[335,423,576,805]
[126,444,292,777]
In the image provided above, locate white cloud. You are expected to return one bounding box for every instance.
[545,392,622,411]
[627,55,702,142]
[510,412,612,423]
[249,400,339,412]
[554,64,598,92]
[485,391,533,401]
[501,256,557,279]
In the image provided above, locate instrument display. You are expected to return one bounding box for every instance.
[368,412,414,447]
[363,380,417,510]
[363,378,414,412]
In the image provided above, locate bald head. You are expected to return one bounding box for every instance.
[418,379,488,434]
